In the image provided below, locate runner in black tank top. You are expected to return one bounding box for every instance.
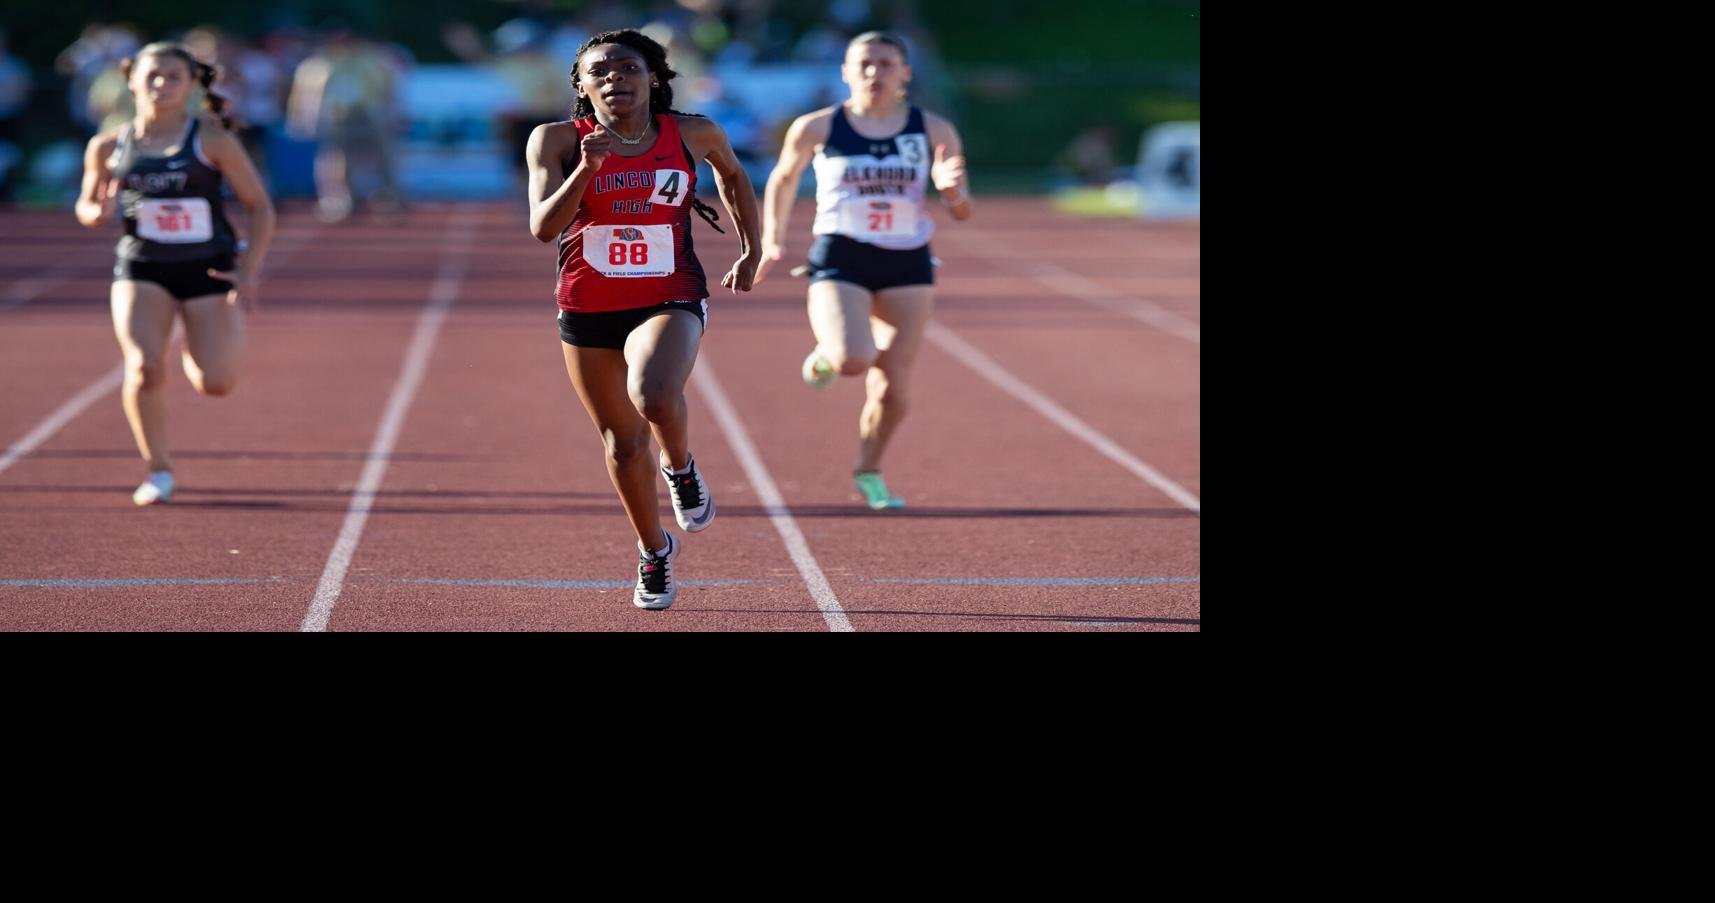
[757,32,972,511]
[108,116,240,296]
[75,41,276,506]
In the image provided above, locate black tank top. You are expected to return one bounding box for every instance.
[108,118,237,262]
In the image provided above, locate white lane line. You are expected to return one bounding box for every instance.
[1,248,106,310]
[299,210,480,632]
[0,221,327,478]
[1024,262,1201,344]
[938,232,1200,344]
[0,365,124,477]
[2,270,80,309]
[0,220,323,311]
[692,358,852,632]
[926,321,1200,514]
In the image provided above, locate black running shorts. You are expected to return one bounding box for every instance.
[114,254,235,302]
[558,299,707,349]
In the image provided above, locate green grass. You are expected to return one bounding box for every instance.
[1050,185,1143,218]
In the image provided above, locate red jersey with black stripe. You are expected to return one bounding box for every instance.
[555,114,708,312]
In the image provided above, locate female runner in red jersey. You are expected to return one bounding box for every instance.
[526,29,760,611]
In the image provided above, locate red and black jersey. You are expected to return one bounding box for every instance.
[555,114,708,312]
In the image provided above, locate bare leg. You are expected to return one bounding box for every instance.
[179,293,245,396]
[856,284,935,472]
[110,281,180,473]
[563,342,668,553]
[623,309,703,471]
[806,280,878,376]
[314,146,352,221]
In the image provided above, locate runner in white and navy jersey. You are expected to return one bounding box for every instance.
[74,41,276,507]
[758,31,972,511]
[526,29,760,611]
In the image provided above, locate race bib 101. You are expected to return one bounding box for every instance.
[137,197,213,244]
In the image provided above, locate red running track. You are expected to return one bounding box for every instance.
[0,199,1199,631]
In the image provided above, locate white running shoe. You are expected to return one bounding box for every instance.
[634,532,679,610]
[661,452,715,532]
[801,348,836,390]
[133,470,175,506]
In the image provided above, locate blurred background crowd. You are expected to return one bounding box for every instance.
[0,0,1199,215]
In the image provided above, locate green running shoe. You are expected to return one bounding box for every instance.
[853,471,905,510]
[801,349,837,390]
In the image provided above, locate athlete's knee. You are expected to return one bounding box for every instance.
[639,396,682,424]
[603,429,651,465]
[869,372,908,409]
[827,347,876,375]
[196,373,238,396]
[126,356,167,390]
[629,381,683,424]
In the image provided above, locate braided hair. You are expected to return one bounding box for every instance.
[569,29,724,233]
[122,41,234,130]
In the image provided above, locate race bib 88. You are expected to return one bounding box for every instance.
[585,223,675,277]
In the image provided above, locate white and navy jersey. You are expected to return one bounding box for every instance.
[108,117,237,263]
[811,105,932,251]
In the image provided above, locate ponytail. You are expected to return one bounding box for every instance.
[193,58,233,131]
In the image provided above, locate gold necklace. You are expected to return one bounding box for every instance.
[606,118,652,145]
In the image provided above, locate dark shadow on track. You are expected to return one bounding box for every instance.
[26,449,502,462]
[0,485,611,501]
[730,504,1200,520]
[671,608,1200,627]
[0,488,1193,517]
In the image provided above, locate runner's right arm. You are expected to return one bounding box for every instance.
[757,109,830,283]
[529,122,611,242]
[74,131,120,228]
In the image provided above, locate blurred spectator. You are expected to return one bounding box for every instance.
[56,24,142,134]
[182,26,276,171]
[1054,125,1119,185]
[686,75,759,160]
[553,0,632,61]
[0,28,33,198]
[640,23,708,87]
[792,25,852,63]
[85,61,135,134]
[827,0,873,30]
[447,18,573,187]
[287,23,406,221]
[235,41,290,171]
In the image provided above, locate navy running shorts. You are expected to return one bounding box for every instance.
[805,233,934,292]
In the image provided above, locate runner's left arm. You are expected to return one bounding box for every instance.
[927,112,972,221]
[202,119,276,310]
[686,116,760,292]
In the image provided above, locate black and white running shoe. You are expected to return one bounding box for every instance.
[634,531,678,610]
[661,453,715,532]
